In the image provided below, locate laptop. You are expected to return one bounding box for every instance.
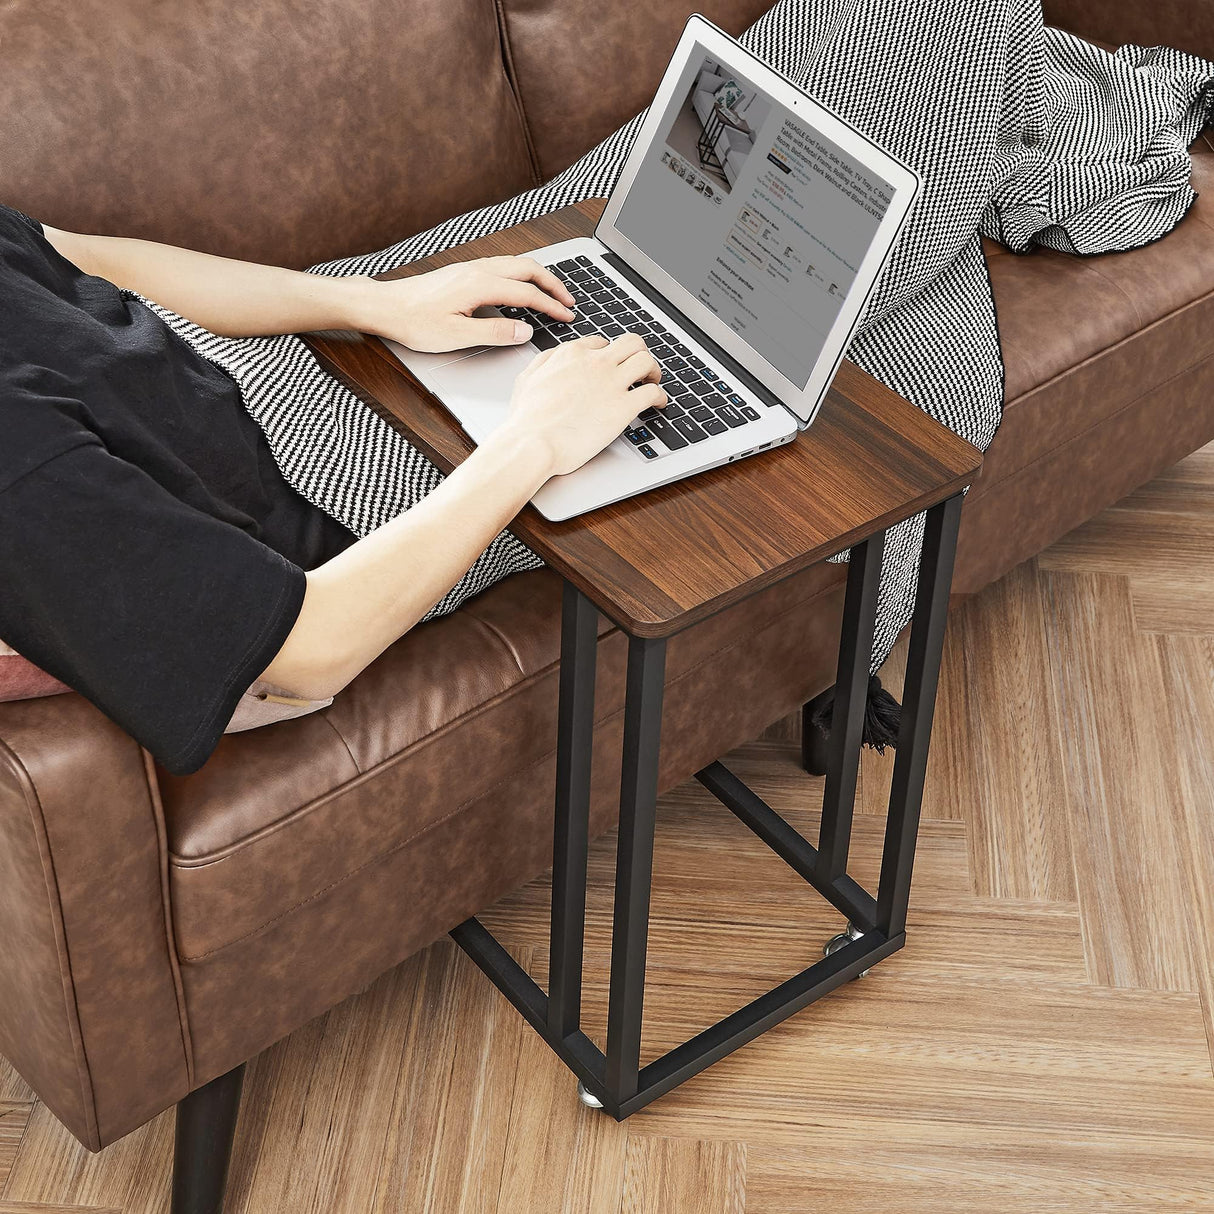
[388,13,920,521]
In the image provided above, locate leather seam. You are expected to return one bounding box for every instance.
[317,710,362,778]
[493,0,543,186]
[141,747,195,1091]
[983,343,1214,499]
[168,575,832,869]
[0,739,101,1150]
[1079,263,1144,328]
[171,576,844,963]
[466,611,537,680]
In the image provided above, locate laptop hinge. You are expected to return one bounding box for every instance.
[601,251,789,414]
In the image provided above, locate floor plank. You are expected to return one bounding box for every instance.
[0,1104,32,1197]
[620,1136,746,1214]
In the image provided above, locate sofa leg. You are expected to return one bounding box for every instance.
[801,691,832,777]
[172,1064,246,1214]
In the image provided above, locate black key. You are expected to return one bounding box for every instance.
[689,404,714,423]
[703,394,727,410]
[636,309,654,322]
[688,356,706,368]
[500,305,525,318]
[643,333,663,349]
[548,322,573,337]
[666,357,688,372]
[651,345,674,361]
[574,321,597,335]
[556,258,580,272]
[656,330,677,344]
[638,407,660,420]
[673,343,691,357]
[728,393,746,407]
[611,287,629,298]
[604,300,628,314]
[673,416,708,443]
[590,290,614,304]
[625,426,654,444]
[531,330,558,350]
[601,323,624,337]
[714,381,731,394]
[688,380,713,397]
[569,269,593,284]
[701,416,728,436]
[648,416,689,450]
[556,331,579,341]
[637,444,659,460]
[588,265,606,278]
[615,313,640,328]
[741,405,761,421]
[703,367,718,379]
[717,403,747,428]
[582,301,606,316]
[575,255,592,266]
[664,403,686,419]
[677,369,702,388]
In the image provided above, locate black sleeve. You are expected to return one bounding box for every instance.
[0,204,43,234]
[0,442,307,774]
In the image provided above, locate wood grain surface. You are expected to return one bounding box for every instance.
[307,199,981,635]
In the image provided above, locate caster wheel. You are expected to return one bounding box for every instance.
[823,922,870,978]
[577,1081,604,1110]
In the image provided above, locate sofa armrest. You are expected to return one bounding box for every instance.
[0,694,190,1150]
[1045,0,1214,61]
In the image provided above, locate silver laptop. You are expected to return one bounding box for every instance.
[388,14,920,521]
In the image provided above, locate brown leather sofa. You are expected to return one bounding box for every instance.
[1,0,1211,1209]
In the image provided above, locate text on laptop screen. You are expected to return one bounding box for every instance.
[615,45,893,389]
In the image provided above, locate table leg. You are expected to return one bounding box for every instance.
[604,634,668,1104]
[815,532,885,888]
[876,494,964,936]
[547,583,599,1039]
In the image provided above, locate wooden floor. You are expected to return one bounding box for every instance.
[3,444,1214,1213]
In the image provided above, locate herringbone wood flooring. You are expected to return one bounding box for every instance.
[3,444,1214,1213]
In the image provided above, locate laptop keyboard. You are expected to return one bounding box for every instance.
[497,256,763,460]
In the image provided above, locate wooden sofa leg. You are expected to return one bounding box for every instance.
[801,691,832,777]
[171,1063,246,1214]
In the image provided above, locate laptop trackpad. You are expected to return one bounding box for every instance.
[429,343,539,447]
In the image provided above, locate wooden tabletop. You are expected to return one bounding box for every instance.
[306,199,982,637]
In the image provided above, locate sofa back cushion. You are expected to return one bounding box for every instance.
[499,0,778,181]
[0,0,538,269]
[1044,0,1214,61]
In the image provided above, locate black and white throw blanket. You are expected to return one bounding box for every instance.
[138,0,1213,724]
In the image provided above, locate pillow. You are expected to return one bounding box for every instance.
[695,68,727,95]
[714,78,746,112]
[0,636,330,732]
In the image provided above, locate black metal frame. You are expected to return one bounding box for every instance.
[451,493,964,1120]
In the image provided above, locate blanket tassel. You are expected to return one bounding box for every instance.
[801,676,901,776]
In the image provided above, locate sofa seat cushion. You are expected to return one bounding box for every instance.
[158,559,844,962]
[952,148,1214,593]
[980,150,1214,488]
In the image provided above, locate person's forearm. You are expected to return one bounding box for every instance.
[45,228,374,337]
[259,426,553,700]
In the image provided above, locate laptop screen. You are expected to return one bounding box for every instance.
[613,44,894,390]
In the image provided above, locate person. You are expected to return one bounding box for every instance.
[0,204,667,772]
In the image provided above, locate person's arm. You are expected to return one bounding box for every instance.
[259,333,666,700]
[40,224,578,350]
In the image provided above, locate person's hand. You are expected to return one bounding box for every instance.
[353,256,577,352]
[497,334,668,478]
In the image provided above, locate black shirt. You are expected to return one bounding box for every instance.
[0,205,356,773]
